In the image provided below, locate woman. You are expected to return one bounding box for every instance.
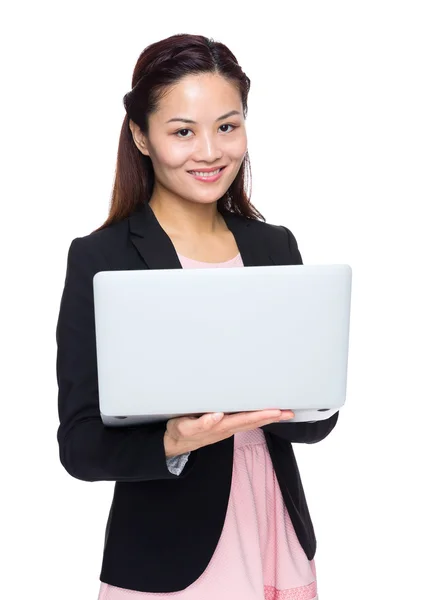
[56,33,339,599]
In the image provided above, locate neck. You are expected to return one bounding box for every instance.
[148,194,226,236]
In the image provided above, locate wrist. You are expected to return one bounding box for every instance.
[164,431,178,458]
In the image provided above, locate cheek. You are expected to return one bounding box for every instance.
[156,144,193,169]
[149,133,190,168]
[228,132,248,160]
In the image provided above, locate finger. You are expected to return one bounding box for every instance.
[195,412,225,431]
[279,410,295,420]
[219,409,282,432]
[227,415,283,435]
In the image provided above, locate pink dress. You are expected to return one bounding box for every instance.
[98,253,318,600]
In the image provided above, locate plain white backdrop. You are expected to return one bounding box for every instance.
[1,1,442,598]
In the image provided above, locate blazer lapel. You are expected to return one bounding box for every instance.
[129,200,275,269]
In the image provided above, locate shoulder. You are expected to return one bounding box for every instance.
[67,216,129,258]
[247,217,291,241]
[225,211,292,240]
[242,215,303,264]
[73,216,128,250]
[243,215,299,251]
[64,217,130,275]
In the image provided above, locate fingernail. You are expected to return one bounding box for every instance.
[212,412,223,420]
[281,413,294,420]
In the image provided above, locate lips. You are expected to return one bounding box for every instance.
[187,166,226,174]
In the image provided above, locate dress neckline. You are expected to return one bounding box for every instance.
[177,252,241,265]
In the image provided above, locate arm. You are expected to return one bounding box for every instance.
[261,226,340,444]
[56,237,196,482]
[261,411,339,443]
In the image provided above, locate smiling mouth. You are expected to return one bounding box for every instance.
[187,167,226,177]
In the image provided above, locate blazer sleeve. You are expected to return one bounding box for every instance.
[56,237,197,482]
[260,225,340,444]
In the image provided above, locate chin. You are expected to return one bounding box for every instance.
[182,190,226,204]
[190,196,221,206]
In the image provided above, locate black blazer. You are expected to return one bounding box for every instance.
[56,200,339,593]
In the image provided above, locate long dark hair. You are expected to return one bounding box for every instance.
[95,33,265,232]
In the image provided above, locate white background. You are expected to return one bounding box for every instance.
[1,1,442,598]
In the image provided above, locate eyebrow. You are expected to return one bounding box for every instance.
[166,110,241,124]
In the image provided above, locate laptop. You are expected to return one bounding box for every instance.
[93,264,352,426]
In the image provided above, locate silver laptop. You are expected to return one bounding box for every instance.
[93,264,352,426]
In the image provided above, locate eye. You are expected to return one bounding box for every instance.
[174,124,237,138]
[175,128,192,138]
[219,123,236,133]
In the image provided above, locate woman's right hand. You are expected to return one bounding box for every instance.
[164,409,295,458]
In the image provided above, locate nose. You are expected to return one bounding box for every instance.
[193,131,223,163]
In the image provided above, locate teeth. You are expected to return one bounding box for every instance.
[190,168,221,177]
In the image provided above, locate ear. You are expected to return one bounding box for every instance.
[129,119,150,157]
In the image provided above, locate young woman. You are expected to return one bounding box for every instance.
[56,33,339,600]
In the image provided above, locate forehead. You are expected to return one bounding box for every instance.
[156,73,242,120]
